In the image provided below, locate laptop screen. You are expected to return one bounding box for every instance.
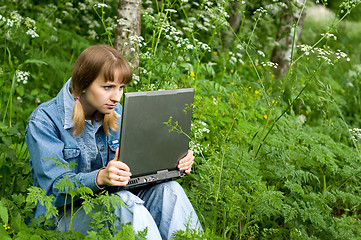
[118,88,194,177]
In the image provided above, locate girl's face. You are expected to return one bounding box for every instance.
[80,70,125,120]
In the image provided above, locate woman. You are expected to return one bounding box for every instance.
[25,44,201,239]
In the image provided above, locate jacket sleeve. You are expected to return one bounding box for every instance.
[25,118,101,208]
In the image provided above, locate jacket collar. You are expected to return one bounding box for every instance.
[56,79,76,130]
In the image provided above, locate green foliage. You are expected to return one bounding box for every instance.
[1,0,361,239]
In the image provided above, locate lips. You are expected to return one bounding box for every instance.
[106,104,116,109]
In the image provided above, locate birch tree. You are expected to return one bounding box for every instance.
[114,0,142,71]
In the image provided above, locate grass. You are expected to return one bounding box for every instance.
[1,0,361,239]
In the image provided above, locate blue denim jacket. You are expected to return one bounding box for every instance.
[25,79,121,219]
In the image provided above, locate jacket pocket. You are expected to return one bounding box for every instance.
[108,142,118,161]
[63,147,80,171]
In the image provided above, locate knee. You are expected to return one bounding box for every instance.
[162,180,182,190]
[114,190,144,208]
[156,181,186,198]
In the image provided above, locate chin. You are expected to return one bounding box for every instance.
[102,111,112,115]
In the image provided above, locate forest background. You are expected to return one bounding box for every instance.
[1,0,361,239]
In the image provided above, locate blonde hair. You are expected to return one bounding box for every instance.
[71,45,132,136]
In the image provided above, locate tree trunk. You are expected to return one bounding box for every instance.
[271,0,306,78]
[114,0,142,72]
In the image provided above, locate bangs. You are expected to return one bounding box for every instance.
[72,44,133,96]
[102,58,133,85]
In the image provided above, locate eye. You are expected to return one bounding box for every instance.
[104,85,112,90]
[120,85,125,90]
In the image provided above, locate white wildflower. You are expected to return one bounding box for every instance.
[212,97,218,105]
[94,3,109,8]
[346,82,354,87]
[189,141,203,155]
[88,29,98,40]
[261,61,278,69]
[50,35,58,42]
[230,56,237,65]
[16,70,30,84]
[26,29,39,38]
[257,50,265,58]
[24,17,36,29]
[298,44,312,55]
[132,73,140,85]
[348,70,357,78]
[6,19,14,27]
[65,2,73,7]
[165,9,177,13]
[78,3,87,11]
[10,11,23,25]
[321,33,337,40]
[349,128,361,143]
[254,7,268,19]
[297,115,306,124]
[117,18,130,26]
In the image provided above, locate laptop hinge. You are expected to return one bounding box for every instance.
[157,169,169,174]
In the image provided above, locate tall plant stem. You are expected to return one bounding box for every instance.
[178,0,223,85]
[254,62,323,158]
[93,0,113,46]
[225,13,270,104]
[212,117,236,232]
[146,4,168,89]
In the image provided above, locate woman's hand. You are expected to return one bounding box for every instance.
[177,150,195,174]
[96,148,132,187]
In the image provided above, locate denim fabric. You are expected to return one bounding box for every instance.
[25,79,121,219]
[25,80,202,238]
[58,181,202,239]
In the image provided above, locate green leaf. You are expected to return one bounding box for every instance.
[16,84,25,96]
[29,235,42,240]
[23,59,48,66]
[6,148,16,160]
[84,231,98,240]
[30,89,39,96]
[42,83,50,89]
[179,63,194,72]
[0,166,11,184]
[1,136,11,147]
[12,194,25,206]
[10,211,22,232]
[0,201,9,224]
[0,225,11,240]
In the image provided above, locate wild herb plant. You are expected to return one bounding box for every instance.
[1,0,361,238]
[24,157,147,239]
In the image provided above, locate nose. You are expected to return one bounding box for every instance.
[111,88,123,102]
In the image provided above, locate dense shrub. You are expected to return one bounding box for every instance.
[1,0,361,239]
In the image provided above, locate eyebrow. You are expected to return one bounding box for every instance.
[104,81,125,87]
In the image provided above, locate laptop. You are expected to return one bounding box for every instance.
[109,88,194,190]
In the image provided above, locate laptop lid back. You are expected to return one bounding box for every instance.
[118,88,194,177]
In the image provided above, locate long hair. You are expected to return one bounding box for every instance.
[71,44,132,136]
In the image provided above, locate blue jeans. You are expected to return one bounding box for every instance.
[58,181,202,239]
